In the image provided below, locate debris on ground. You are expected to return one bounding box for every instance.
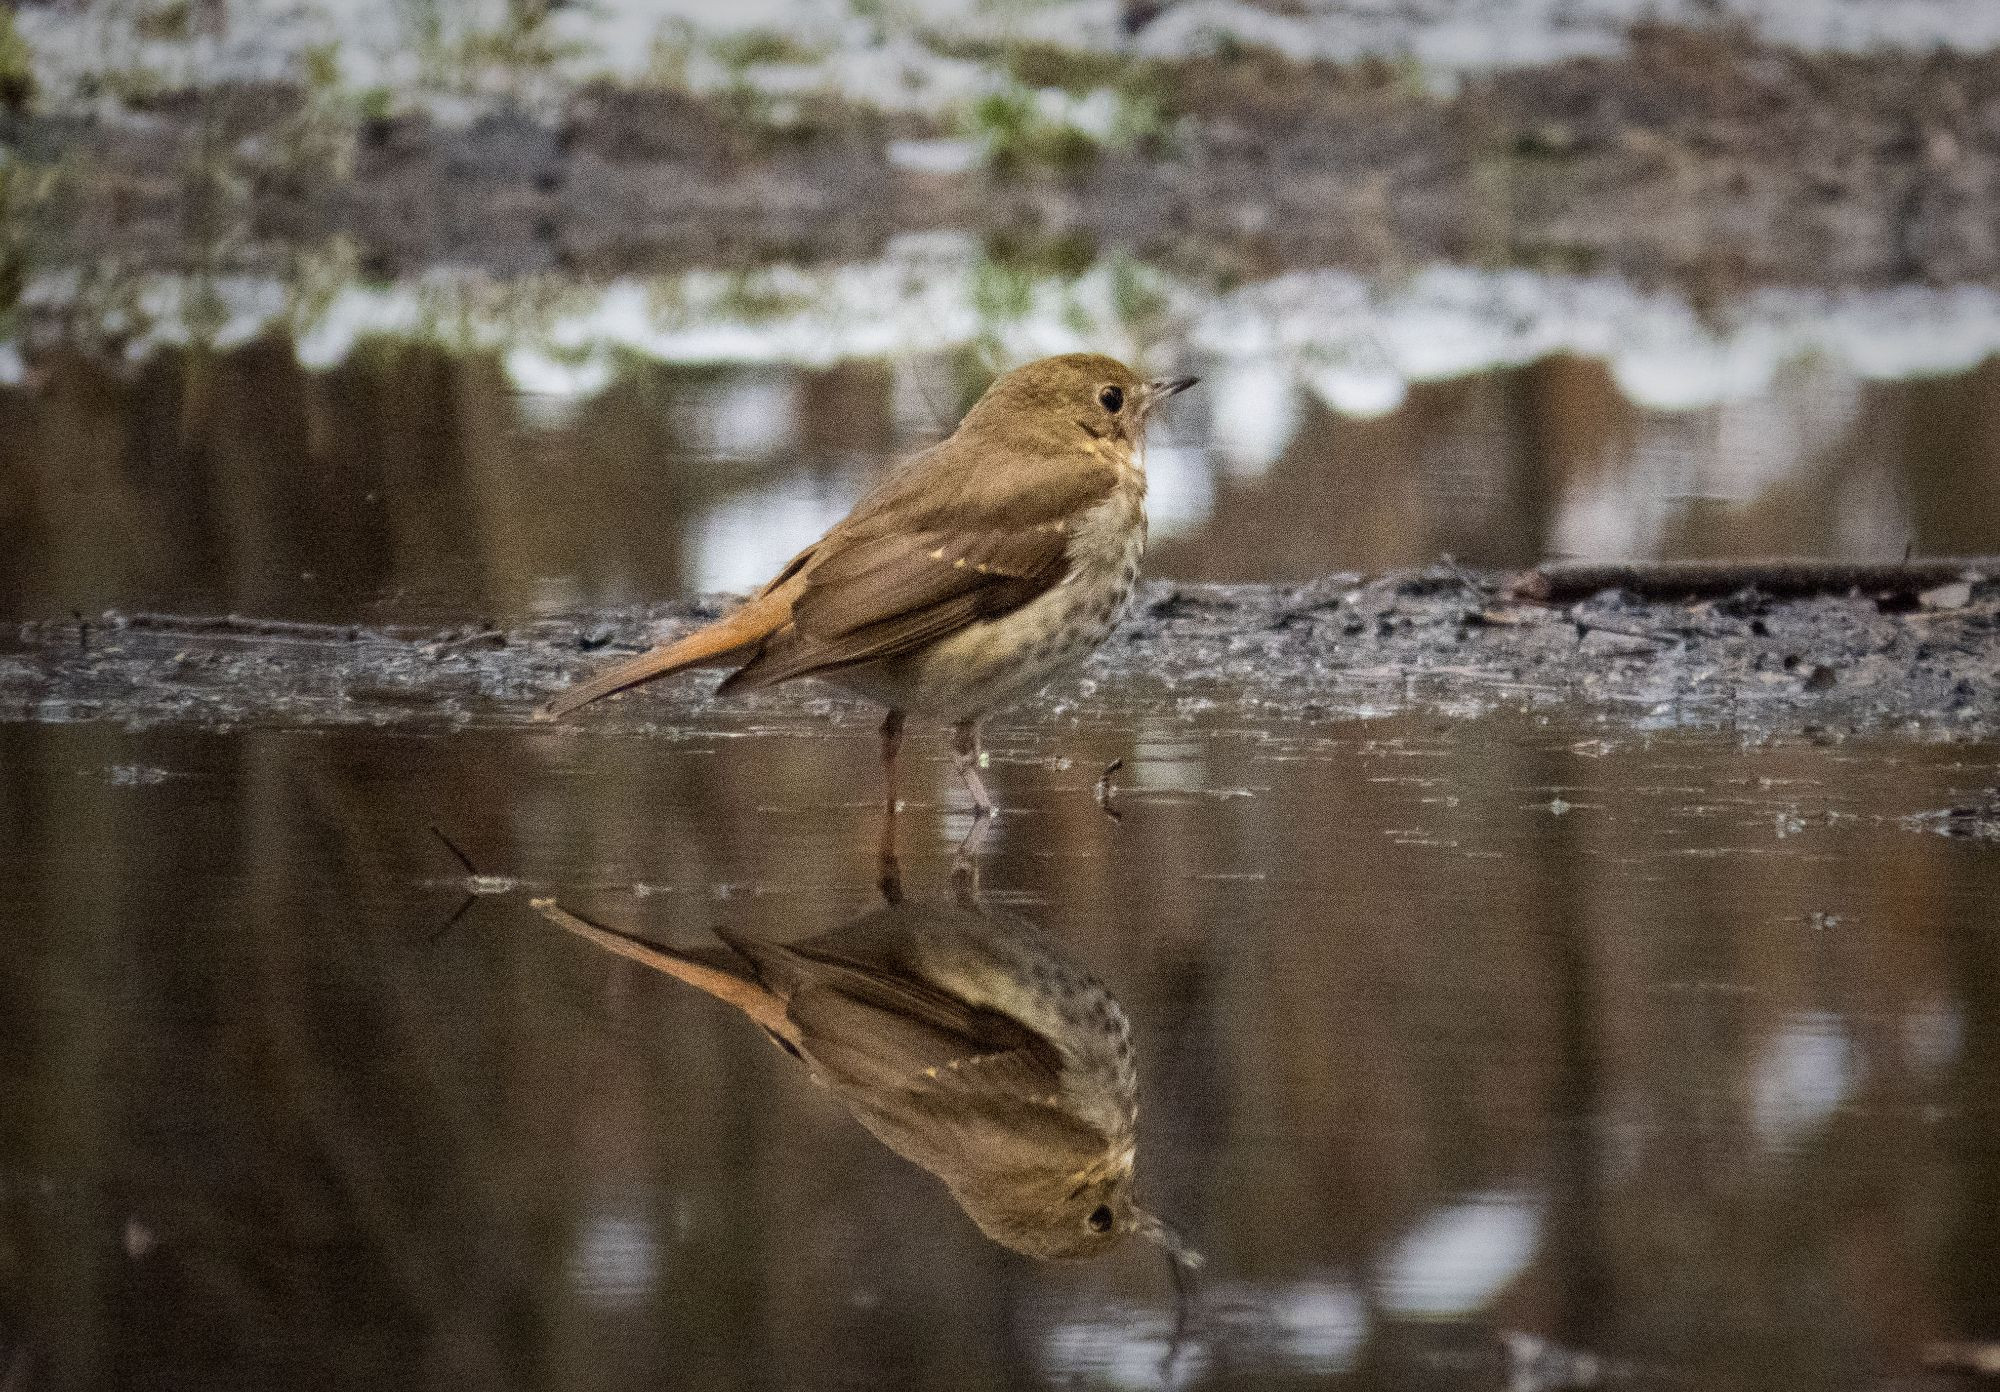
[5,565,1996,738]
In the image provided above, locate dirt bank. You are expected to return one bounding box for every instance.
[5,567,1997,744]
[6,26,2000,286]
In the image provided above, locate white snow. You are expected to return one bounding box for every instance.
[17,0,2000,130]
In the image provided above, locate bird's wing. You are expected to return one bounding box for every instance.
[722,440,1122,688]
[720,930,1067,1101]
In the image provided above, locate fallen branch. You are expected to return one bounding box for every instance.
[1509,557,2000,604]
[110,612,381,641]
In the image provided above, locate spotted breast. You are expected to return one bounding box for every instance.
[830,484,1148,721]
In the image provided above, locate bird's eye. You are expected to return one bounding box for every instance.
[1087,1205,1114,1233]
[1098,385,1124,414]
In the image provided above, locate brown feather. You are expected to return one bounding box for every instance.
[529,899,797,1044]
[532,579,802,720]
[713,422,1118,690]
[715,926,1067,1099]
[718,522,1070,690]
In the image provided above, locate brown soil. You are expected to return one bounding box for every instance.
[6,25,2000,286]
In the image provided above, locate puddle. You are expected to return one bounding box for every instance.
[2,706,1997,1390]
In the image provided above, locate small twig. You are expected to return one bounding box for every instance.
[425,625,506,656]
[427,825,499,941]
[1436,553,1484,592]
[430,824,479,877]
[115,612,382,642]
[953,817,992,889]
[430,893,478,941]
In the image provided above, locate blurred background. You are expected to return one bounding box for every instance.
[3,3,2000,1391]
[5,0,2000,624]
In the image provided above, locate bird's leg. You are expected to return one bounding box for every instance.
[951,719,994,818]
[879,709,906,812]
[950,719,996,874]
[878,848,905,904]
[1095,757,1124,822]
[951,838,983,905]
[952,792,993,892]
[878,709,906,893]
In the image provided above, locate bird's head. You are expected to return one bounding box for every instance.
[960,352,1199,457]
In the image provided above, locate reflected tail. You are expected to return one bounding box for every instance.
[531,898,794,1042]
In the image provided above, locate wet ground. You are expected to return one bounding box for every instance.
[7,566,2000,741]
[13,25,2000,287]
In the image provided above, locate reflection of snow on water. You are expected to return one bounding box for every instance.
[568,1209,659,1309]
[12,246,2000,570]
[23,245,2000,419]
[1752,1011,1854,1150]
[1205,355,1300,480]
[1040,1276,1364,1385]
[685,372,803,462]
[1706,365,1862,501]
[689,481,859,595]
[1379,1191,1542,1316]
[1141,442,1214,540]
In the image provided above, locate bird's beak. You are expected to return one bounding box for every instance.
[1134,1208,1204,1272]
[1146,376,1199,402]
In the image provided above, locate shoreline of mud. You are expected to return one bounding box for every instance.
[5,567,1997,742]
[7,26,2000,288]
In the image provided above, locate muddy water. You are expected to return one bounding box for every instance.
[3,701,1998,1391]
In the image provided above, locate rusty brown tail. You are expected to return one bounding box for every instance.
[532,584,797,721]
[530,898,797,1044]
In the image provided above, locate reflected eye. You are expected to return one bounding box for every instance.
[1098,385,1124,414]
[1087,1205,1114,1233]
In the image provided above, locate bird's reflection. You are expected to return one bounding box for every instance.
[531,867,1195,1270]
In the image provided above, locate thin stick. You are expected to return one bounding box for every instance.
[429,893,477,942]
[430,825,479,877]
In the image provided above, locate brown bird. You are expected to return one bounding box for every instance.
[533,353,1197,815]
[531,884,1197,1266]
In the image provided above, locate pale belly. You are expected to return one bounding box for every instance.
[829,506,1145,721]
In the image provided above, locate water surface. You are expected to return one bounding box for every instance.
[4,703,1997,1390]
[6,238,2000,1392]
[5,318,1999,627]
